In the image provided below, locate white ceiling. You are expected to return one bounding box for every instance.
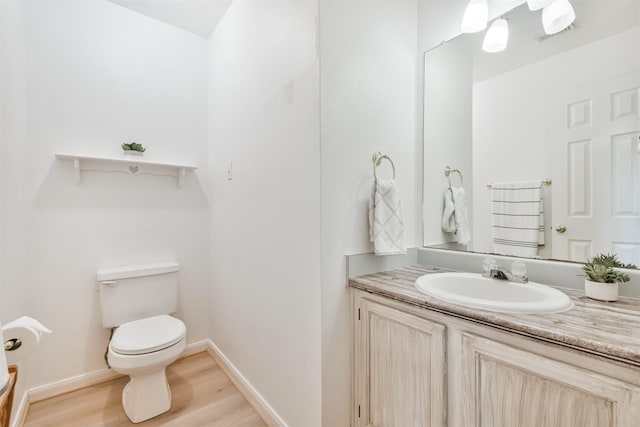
[107,0,233,38]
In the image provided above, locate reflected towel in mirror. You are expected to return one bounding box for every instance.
[491,181,544,257]
[442,187,471,245]
[442,189,457,233]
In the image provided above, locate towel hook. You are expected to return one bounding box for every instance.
[372,151,396,180]
[444,166,463,190]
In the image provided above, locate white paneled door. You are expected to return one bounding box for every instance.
[552,74,640,263]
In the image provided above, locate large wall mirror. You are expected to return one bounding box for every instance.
[423,0,640,264]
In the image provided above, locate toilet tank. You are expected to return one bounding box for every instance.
[97,261,179,328]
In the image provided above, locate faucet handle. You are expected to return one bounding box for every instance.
[483,257,497,275]
[510,260,527,280]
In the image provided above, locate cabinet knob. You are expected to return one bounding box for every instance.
[555,224,567,233]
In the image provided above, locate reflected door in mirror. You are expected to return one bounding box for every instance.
[551,73,640,263]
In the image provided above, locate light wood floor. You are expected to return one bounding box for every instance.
[23,352,267,427]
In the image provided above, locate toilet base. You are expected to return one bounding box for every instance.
[122,369,172,423]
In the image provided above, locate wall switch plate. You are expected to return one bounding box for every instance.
[226,162,233,180]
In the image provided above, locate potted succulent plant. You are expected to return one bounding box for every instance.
[121,142,146,157]
[582,253,636,301]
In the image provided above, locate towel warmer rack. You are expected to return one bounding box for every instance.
[486,179,552,189]
[372,152,396,180]
[444,166,463,190]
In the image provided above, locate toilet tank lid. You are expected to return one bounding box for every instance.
[97,261,179,281]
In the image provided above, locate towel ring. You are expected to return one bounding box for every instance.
[444,166,463,190]
[373,151,396,180]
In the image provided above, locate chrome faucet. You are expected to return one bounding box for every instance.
[484,267,528,283]
[482,258,528,283]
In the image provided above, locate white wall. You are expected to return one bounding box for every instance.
[207,0,322,425]
[0,0,29,322]
[320,1,419,424]
[0,0,210,400]
[418,0,467,52]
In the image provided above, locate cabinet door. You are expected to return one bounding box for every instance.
[354,297,446,427]
[459,332,640,427]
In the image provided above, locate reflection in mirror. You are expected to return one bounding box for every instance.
[423,0,640,264]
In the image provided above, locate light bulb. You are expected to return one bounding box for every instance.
[461,0,488,33]
[482,18,509,53]
[542,0,576,35]
[527,0,553,11]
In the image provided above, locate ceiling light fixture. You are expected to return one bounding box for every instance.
[482,18,509,53]
[542,0,576,35]
[461,0,489,33]
[526,0,553,11]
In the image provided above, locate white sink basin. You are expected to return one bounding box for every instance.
[415,272,573,314]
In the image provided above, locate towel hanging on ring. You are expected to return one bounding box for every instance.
[369,152,406,255]
[441,166,471,245]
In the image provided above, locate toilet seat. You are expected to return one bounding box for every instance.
[111,315,186,355]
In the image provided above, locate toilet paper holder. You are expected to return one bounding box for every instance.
[4,339,21,352]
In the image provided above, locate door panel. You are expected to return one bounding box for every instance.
[460,333,640,426]
[354,298,446,427]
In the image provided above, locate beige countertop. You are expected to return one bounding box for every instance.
[349,265,640,366]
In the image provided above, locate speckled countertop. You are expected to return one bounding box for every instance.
[349,265,640,366]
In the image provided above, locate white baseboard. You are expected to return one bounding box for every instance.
[205,340,287,427]
[180,339,208,357]
[10,367,122,427]
[28,367,122,404]
[11,340,209,427]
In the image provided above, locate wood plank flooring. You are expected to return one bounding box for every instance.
[23,352,267,427]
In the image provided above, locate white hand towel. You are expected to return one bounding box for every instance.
[369,178,407,255]
[491,181,543,257]
[442,190,457,233]
[451,186,471,245]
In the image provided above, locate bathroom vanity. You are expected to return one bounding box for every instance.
[350,265,640,427]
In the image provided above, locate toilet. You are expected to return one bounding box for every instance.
[97,261,186,423]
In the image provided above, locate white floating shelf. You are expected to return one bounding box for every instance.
[55,153,198,188]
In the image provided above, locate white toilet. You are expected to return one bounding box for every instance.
[97,261,186,423]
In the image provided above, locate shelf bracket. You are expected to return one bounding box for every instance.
[73,158,80,184]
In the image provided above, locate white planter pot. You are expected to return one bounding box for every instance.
[123,150,143,157]
[584,279,619,302]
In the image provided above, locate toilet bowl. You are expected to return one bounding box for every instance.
[108,315,186,423]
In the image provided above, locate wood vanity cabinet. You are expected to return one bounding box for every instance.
[352,290,640,427]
